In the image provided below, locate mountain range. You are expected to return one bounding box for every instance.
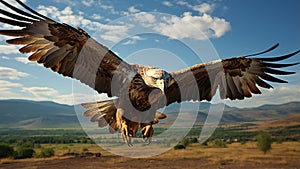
[0,99,299,129]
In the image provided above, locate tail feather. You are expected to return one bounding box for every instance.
[82,99,167,134]
[82,99,119,133]
[82,99,116,109]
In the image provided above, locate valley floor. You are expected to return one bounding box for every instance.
[1,142,299,169]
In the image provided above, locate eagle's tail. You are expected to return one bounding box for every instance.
[82,99,119,134]
[81,99,168,134]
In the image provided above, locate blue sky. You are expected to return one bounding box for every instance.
[0,0,299,108]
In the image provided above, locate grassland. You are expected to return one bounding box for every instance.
[1,114,300,169]
[1,142,299,169]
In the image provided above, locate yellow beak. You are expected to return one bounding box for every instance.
[156,79,165,94]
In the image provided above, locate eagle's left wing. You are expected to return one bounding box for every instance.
[162,44,299,106]
[0,0,135,97]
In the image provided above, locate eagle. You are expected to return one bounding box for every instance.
[0,0,299,146]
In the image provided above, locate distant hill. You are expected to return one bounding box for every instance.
[244,114,300,132]
[0,99,80,128]
[161,101,300,125]
[0,99,299,129]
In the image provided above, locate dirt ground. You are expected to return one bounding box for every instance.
[1,142,300,169]
[1,156,299,169]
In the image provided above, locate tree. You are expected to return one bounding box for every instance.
[0,144,14,158]
[257,131,272,154]
[39,148,55,158]
[13,147,35,159]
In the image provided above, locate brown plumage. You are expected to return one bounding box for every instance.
[0,0,299,146]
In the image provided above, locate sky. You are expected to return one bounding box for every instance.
[0,0,299,108]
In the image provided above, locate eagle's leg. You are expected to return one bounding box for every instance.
[121,120,133,146]
[141,123,154,144]
[116,108,133,147]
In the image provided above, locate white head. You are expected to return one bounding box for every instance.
[142,67,171,93]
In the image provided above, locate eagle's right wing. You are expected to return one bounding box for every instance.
[0,0,134,97]
[162,44,299,106]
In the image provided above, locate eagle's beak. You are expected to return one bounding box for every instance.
[156,79,165,94]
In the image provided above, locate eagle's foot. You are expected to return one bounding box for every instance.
[120,121,133,147]
[141,124,154,144]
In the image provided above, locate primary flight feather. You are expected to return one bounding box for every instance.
[0,0,299,146]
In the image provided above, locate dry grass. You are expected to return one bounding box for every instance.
[1,142,300,168]
[157,141,300,166]
[244,114,300,132]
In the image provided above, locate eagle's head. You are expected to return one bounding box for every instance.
[142,67,171,93]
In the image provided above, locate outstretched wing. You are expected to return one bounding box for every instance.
[163,44,299,106]
[0,0,134,97]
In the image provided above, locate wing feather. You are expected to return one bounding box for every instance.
[162,44,299,106]
[0,0,136,97]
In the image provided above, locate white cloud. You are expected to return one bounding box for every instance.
[0,85,76,105]
[1,56,10,60]
[128,6,140,13]
[15,57,31,64]
[37,5,130,43]
[0,80,22,88]
[97,24,133,43]
[129,12,230,41]
[193,3,215,14]
[122,36,146,45]
[53,0,77,6]
[35,3,229,43]
[177,1,215,14]
[82,0,94,7]
[227,84,300,108]
[38,6,85,26]
[176,1,188,6]
[122,6,141,16]
[91,14,103,20]
[0,87,25,99]
[98,4,119,15]
[132,12,156,28]
[154,12,231,40]
[162,1,173,7]
[14,56,42,66]
[0,66,29,80]
[22,86,59,99]
[0,34,12,42]
[0,87,11,92]
[0,45,20,54]
[61,6,73,15]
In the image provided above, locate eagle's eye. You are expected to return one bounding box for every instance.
[152,77,158,82]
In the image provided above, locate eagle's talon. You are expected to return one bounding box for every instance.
[143,137,152,144]
[127,136,133,147]
[120,121,134,146]
[147,137,152,144]
[141,124,154,144]
[143,137,148,142]
[122,134,134,147]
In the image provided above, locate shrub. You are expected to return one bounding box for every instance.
[82,148,89,152]
[180,137,199,147]
[257,131,272,154]
[210,140,227,148]
[13,147,35,159]
[39,148,55,158]
[181,139,190,147]
[174,144,186,150]
[189,137,198,144]
[0,144,14,158]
